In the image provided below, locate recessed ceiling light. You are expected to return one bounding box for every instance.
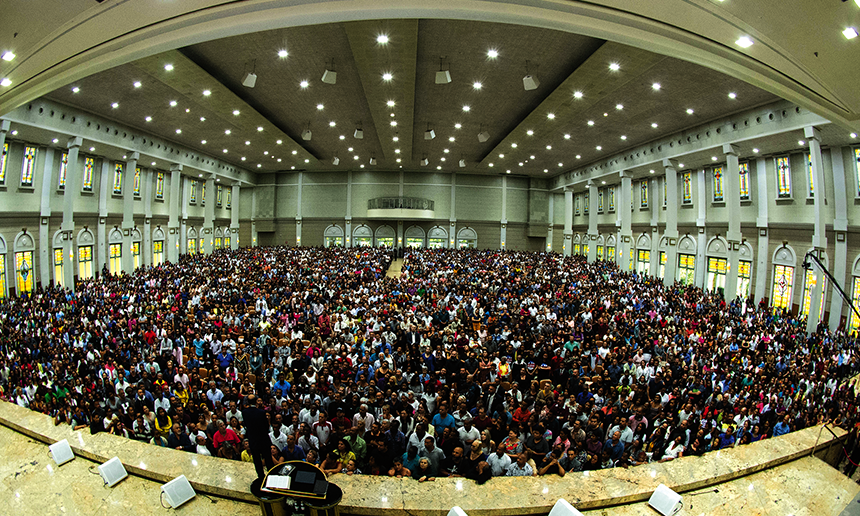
[546,145,552,150]
[151,162,156,166]
[110,102,119,109]
[609,62,620,71]
[511,143,518,148]
[798,140,805,146]
[616,104,623,110]
[185,108,190,113]
[200,117,206,122]
[651,123,658,128]
[382,72,393,81]
[844,27,859,40]
[544,169,548,173]
[462,105,471,112]
[89,147,95,151]
[652,83,661,90]
[526,130,534,136]
[529,155,535,159]
[278,49,289,58]
[329,121,336,127]
[133,81,142,88]
[257,126,264,132]
[489,163,494,167]
[304,159,309,163]
[499,154,505,158]
[649,169,655,174]
[390,112,395,117]
[1,51,15,62]
[620,135,627,140]
[241,157,246,161]
[711,156,717,161]
[576,155,581,159]
[10,130,16,135]
[679,163,684,168]
[245,141,251,145]
[487,49,499,58]
[518,162,523,166]
[292,150,298,155]
[851,133,858,138]
[506,170,510,174]
[396,158,402,163]
[164,64,174,71]
[392,136,399,142]
[300,80,309,88]
[145,116,152,122]
[277,140,283,144]
[441,157,446,162]
[602,181,606,185]
[169,100,177,107]
[175,129,182,134]
[753,148,760,153]
[390,121,397,126]
[443,148,450,153]
[735,36,754,48]
[72,86,80,93]
[596,146,602,150]
[473,81,482,89]
[257,164,262,168]
[317,103,324,110]
[225,129,231,135]
[449,136,455,142]
[728,92,737,99]
[686,108,694,115]
[277,158,282,162]
[564,134,571,139]
[604,112,609,117]
[354,155,359,160]
[573,91,583,99]
[547,113,555,119]
[223,149,228,153]
[386,100,396,108]
[587,120,595,126]
[394,149,401,154]
[377,34,389,44]
[202,89,211,96]
[201,140,207,144]
[558,163,563,167]
[52,138,58,143]
[454,123,461,129]
[340,135,346,140]
[348,147,354,152]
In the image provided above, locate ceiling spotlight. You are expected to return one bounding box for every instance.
[278,49,289,58]
[322,65,337,84]
[300,80,309,88]
[377,34,389,44]
[546,145,552,150]
[257,126,264,132]
[199,117,206,122]
[225,130,231,135]
[459,159,466,168]
[735,36,754,48]
[478,130,490,143]
[462,105,471,112]
[728,92,737,99]
[844,27,859,40]
[72,86,80,93]
[185,108,190,113]
[576,155,581,159]
[386,100,396,108]
[564,134,570,139]
[393,136,399,142]
[353,155,359,160]
[175,129,182,134]
[558,163,563,167]
[616,104,623,110]
[573,91,583,99]
[421,158,429,166]
[277,140,283,144]
[302,128,312,141]
[304,159,309,163]
[89,147,95,151]
[395,149,401,154]
[382,72,393,81]
[354,127,364,139]
[651,123,658,128]
[164,63,174,71]
[332,156,340,165]
[449,137,455,142]
[652,83,661,90]
[169,100,177,107]
[753,148,760,153]
[649,169,655,174]
[241,157,246,161]
[339,135,346,140]
[620,136,626,140]
[223,149,228,153]
[1,51,15,62]
[111,102,119,109]
[203,89,211,96]
[487,49,499,59]
[518,162,523,167]
[51,138,58,143]
[686,108,694,114]
[425,128,436,140]
[851,133,858,138]
[369,157,377,165]
[316,104,324,110]
[201,140,207,144]
[390,121,398,127]
[596,145,602,150]
[798,140,805,146]
[547,113,555,120]
[145,116,152,122]
[511,143,518,148]
[133,81,142,88]
[292,150,297,155]
[523,72,540,91]
[587,120,595,126]
[245,141,251,145]
[711,156,718,161]
[489,163,494,167]
[455,123,462,129]
[609,62,620,71]
[473,82,482,90]
[329,121,336,127]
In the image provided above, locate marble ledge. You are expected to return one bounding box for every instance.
[0,401,847,516]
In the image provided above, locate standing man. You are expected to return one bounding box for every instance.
[242,394,275,480]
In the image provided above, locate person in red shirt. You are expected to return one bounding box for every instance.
[212,419,242,450]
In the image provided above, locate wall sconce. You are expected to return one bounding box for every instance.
[41,218,48,225]
[123,229,130,236]
[838,233,845,242]
[760,229,767,236]
[669,238,677,245]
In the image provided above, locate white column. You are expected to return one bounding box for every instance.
[180,176,190,255]
[754,158,770,305]
[546,193,554,252]
[587,180,597,262]
[450,173,456,248]
[663,159,679,286]
[563,189,573,256]
[62,137,82,291]
[295,173,302,247]
[167,164,182,263]
[723,144,742,300]
[695,169,708,289]
[345,171,352,248]
[500,176,507,249]
[649,179,659,277]
[121,152,139,274]
[619,173,632,270]
[203,174,215,254]
[38,147,55,287]
[251,188,258,247]
[142,168,153,267]
[97,159,111,275]
[231,183,240,250]
[829,148,848,329]
[805,126,826,334]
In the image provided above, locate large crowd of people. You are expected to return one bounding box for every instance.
[2,245,859,484]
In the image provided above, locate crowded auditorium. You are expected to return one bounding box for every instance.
[2,1,860,515]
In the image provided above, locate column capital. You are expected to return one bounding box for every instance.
[564,186,574,193]
[662,158,679,170]
[722,143,740,156]
[618,170,632,179]
[803,125,822,141]
[170,163,183,173]
[126,151,140,161]
[586,178,596,187]
[67,136,83,149]
[232,181,242,187]
[0,120,10,132]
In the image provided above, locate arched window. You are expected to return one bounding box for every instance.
[0,234,7,298]
[596,235,605,260]
[606,235,616,262]
[737,242,754,299]
[658,237,669,278]
[323,225,344,248]
[405,226,425,248]
[132,228,142,269]
[457,227,477,249]
[108,228,123,275]
[352,225,373,247]
[801,250,828,323]
[428,226,448,249]
[214,227,224,250]
[153,227,165,266]
[187,227,198,255]
[771,244,797,310]
[77,228,95,280]
[677,235,698,285]
[52,230,65,288]
[572,234,581,255]
[705,237,729,293]
[14,232,35,295]
[375,225,395,248]
[635,234,651,276]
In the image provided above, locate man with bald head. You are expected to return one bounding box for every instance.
[242,394,274,480]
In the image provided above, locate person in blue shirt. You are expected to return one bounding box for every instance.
[431,404,457,435]
[773,415,791,437]
[273,372,291,395]
[718,427,736,449]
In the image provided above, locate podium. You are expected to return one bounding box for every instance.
[261,461,343,516]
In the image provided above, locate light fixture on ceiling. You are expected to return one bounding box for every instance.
[377,34,389,44]
[477,124,490,143]
[2,51,15,62]
[547,113,555,120]
[511,143,518,148]
[329,121,336,127]
[459,158,466,168]
[169,100,177,107]
[564,134,570,139]
[686,108,694,115]
[587,120,595,126]
[436,57,452,84]
[300,80,309,88]
[369,156,377,165]
[753,148,760,153]
[332,155,340,165]
[609,62,620,71]
[573,91,583,99]
[225,129,231,135]
[487,49,499,59]
[522,60,540,91]
[616,104,623,110]
[52,138,58,143]
[798,140,805,146]
[302,126,312,141]
[202,89,211,96]
[257,126,264,132]
[242,60,257,88]
[72,86,80,93]
[382,72,393,81]
[844,27,859,40]
[851,133,857,139]
[164,63,174,71]
[620,136,626,140]
[735,36,754,48]
[145,116,152,122]
[421,157,429,166]
[651,123,658,128]
[133,81,142,88]
[354,123,364,139]
[652,83,661,90]
[322,58,337,84]
[527,130,534,136]
[728,92,737,99]
[462,105,471,112]
[473,81,482,90]
[425,126,436,140]
[278,49,288,58]
[111,102,119,109]
[317,103,324,110]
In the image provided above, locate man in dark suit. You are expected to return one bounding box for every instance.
[242,394,275,480]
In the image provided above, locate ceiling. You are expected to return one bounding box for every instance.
[0,1,859,181]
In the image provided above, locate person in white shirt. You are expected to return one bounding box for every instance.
[487,442,512,476]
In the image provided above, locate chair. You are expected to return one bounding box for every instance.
[199,368,209,380]
[237,373,244,383]
[247,373,257,385]
[500,381,511,392]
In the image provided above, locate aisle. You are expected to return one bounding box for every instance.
[386,258,404,278]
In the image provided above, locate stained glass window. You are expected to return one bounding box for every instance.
[659,251,666,278]
[807,153,815,197]
[801,268,826,322]
[855,148,860,197]
[58,152,68,189]
[156,172,164,199]
[575,196,580,215]
[637,250,650,276]
[153,240,164,266]
[574,244,581,255]
[738,260,752,299]
[133,168,141,197]
[678,254,696,285]
[776,156,791,198]
[584,194,589,214]
[201,182,206,206]
[0,252,6,299]
[53,249,64,288]
[225,236,231,248]
[850,277,860,331]
[109,243,122,275]
[190,180,197,204]
[0,143,8,184]
[113,163,124,194]
[15,251,33,295]
[187,238,197,254]
[608,187,615,211]
[217,185,223,207]
[739,162,750,200]
[583,243,589,256]
[598,190,604,212]
[215,237,222,250]
[712,167,724,202]
[707,257,727,292]
[21,146,36,187]
[771,264,794,310]
[132,242,140,269]
[227,189,232,209]
[78,245,93,280]
[640,180,648,208]
[663,178,667,208]
[682,172,692,204]
[82,157,94,192]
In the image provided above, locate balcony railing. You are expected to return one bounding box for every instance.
[367,197,434,210]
